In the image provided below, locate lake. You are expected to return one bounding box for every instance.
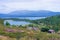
[4,20,31,26]
[2,17,46,20]
[4,17,46,25]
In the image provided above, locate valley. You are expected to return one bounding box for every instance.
[0,15,60,40]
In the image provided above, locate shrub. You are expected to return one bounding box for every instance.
[41,28,49,32]
[6,21,10,26]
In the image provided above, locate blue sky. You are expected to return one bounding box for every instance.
[0,0,60,13]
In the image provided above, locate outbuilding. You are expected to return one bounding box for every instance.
[48,29,55,33]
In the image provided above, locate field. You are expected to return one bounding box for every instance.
[0,17,60,40]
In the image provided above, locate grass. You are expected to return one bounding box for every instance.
[0,31,60,40]
[0,19,60,40]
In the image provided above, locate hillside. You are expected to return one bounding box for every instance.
[34,15,60,31]
[0,17,60,40]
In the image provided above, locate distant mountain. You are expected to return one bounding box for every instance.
[0,10,60,17]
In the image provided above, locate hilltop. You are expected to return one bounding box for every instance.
[0,10,60,17]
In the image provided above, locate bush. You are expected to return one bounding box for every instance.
[6,21,10,26]
[41,28,49,32]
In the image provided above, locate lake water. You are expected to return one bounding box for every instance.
[2,17,46,20]
[4,17,46,25]
[4,20,31,26]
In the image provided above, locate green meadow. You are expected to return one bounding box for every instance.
[0,15,60,40]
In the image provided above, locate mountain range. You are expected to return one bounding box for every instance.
[0,10,60,17]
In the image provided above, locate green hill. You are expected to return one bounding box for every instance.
[33,15,60,32]
[0,17,60,40]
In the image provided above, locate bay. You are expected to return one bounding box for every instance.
[4,17,46,25]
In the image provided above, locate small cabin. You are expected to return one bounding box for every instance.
[48,29,55,33]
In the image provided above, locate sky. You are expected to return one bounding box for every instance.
[0,0,60,13]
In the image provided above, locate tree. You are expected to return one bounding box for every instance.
[41,28,49,32]
[19,25,23,27]
[6,21,10,26]
[28,24,33,27]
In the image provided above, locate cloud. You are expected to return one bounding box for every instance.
[0,0,35,2]
[0,0,60,13]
